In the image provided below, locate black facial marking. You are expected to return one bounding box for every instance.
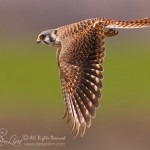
[54,29,57,35]
[49,34,54,42]
[43,41,49,45]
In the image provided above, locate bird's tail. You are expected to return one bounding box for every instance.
[100,18,150,29]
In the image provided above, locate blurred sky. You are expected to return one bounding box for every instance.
[0,0,150,38]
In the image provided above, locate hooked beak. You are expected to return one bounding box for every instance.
[36,38,41,44]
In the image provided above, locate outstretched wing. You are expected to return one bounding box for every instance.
[57,22,105,137]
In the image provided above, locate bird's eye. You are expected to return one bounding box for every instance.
[40,34,46,40]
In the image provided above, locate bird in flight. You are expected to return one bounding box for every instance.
[37,17,150,137]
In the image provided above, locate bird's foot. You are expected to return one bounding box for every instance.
[105,29,118,37]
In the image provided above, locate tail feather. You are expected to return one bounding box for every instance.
[102,18,150,29]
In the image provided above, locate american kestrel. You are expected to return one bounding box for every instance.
[36,18,150,137]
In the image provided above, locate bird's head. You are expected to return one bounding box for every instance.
[36,29,61,47]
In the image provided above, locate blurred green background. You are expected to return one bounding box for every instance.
[0,0,150,150]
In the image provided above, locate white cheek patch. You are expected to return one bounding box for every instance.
[51,32,60,44]
[56,37,60,43]
[44,36,50,43]
[51,32,57,40]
